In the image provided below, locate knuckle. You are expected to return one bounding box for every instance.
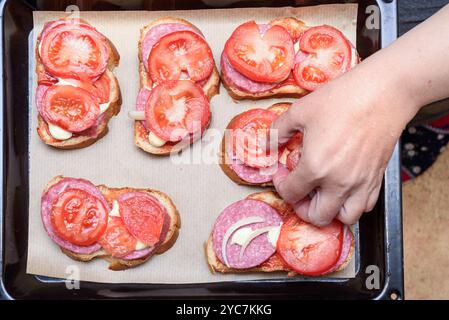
[275,180,297,204]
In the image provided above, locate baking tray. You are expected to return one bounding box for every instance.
[0,0,403,299]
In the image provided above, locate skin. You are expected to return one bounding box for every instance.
[271,5,449,226]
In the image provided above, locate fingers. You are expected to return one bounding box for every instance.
[337,192,366,225]
[366,183,382,212]
[306,189,346,226]
[293,197,311,222]
[336,181,382,225]
[270,102,305,145]
[273,165,316,205]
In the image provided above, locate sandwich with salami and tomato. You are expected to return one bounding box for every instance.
[35,18,122,149]
[220,103,302,186]
[206,191,354,276]
[41,176,180,270]
[221,17,359,100]
[129,18,220,155]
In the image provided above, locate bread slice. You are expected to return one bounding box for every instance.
[35,18,122,149]
[44,176,180,270]
[221,17,357,100]
[134,17,220,156]
[219,103,292,187]
[205,190,355,276]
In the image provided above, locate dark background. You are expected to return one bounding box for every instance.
[399,0,449,35]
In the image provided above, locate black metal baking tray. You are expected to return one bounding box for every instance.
[0,0,403,300]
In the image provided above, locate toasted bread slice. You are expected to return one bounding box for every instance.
[134,17,220,156]
[219,103,292,187]
[44,176,180,270]
[35,18,122,149]
[205,190,355,276]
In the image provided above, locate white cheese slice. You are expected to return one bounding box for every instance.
[48,123,73,140]
[279,149,290,166]
[267,225,282,247]
[148,131,166,147]
[294,41,300,53]
[108,200,150,251]
[135,241,148,251]
[128,110,145,120]
[109,200,120,217]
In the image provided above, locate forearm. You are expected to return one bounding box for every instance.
[333,4,449,132]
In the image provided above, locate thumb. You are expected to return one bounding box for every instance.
[270,101,305,145]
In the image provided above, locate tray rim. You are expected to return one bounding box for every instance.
[0,0,403,300]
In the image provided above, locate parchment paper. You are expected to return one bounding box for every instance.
[27,4,358,284]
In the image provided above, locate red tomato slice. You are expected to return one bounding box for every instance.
[145,80,210,142]
[42,85,100,132]
[286,147,301,171]
[293,26,351,91]
[277,215,344,276]
[40,21,109,80]
[149,31,214,84]
[119,193,165,246]
[51,188,108,246]
[225,21,294,83]
[99,217,137,258]
[92,72,111,104]
[230,108,279,168]
[286,132,303,151]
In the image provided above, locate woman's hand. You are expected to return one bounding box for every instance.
[271,76,410,226]
[271,4,449,226]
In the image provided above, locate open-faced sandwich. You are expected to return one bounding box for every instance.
[221,17,359,100]
[41,176,180,270]
[129,18,220,155]
[206,191,354,276]
[35,18,121,149]
[220,103,302,186]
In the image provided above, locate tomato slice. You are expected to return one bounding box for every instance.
[119,193,165,246]
[145,80,210,142]
[230,108,279,168]
[149,31,214,84]
[92,72,111,104]
[225,21,294,83]
[286,132,303,151]
[99,217,137,258]
[51,188,108,246]
[286,147,301,171]
[293,26,351,91]
[40,21,109,80]
[277,215,344,276]
[42,85,100,132]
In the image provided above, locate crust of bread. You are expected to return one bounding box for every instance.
[134,17,220,156]
[43,176,180,270]
[35,19,122,149]
[219,103,292,187]
[205,190,355,276]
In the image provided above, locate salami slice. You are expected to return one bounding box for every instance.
[320,226,353,274]
[36,84,50,116]
[221,53,277,93]
[41,177,109,254]
[118,192,166,246]
[121,212,171,260]
[135,87,151,131]
[212,199,282,269]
